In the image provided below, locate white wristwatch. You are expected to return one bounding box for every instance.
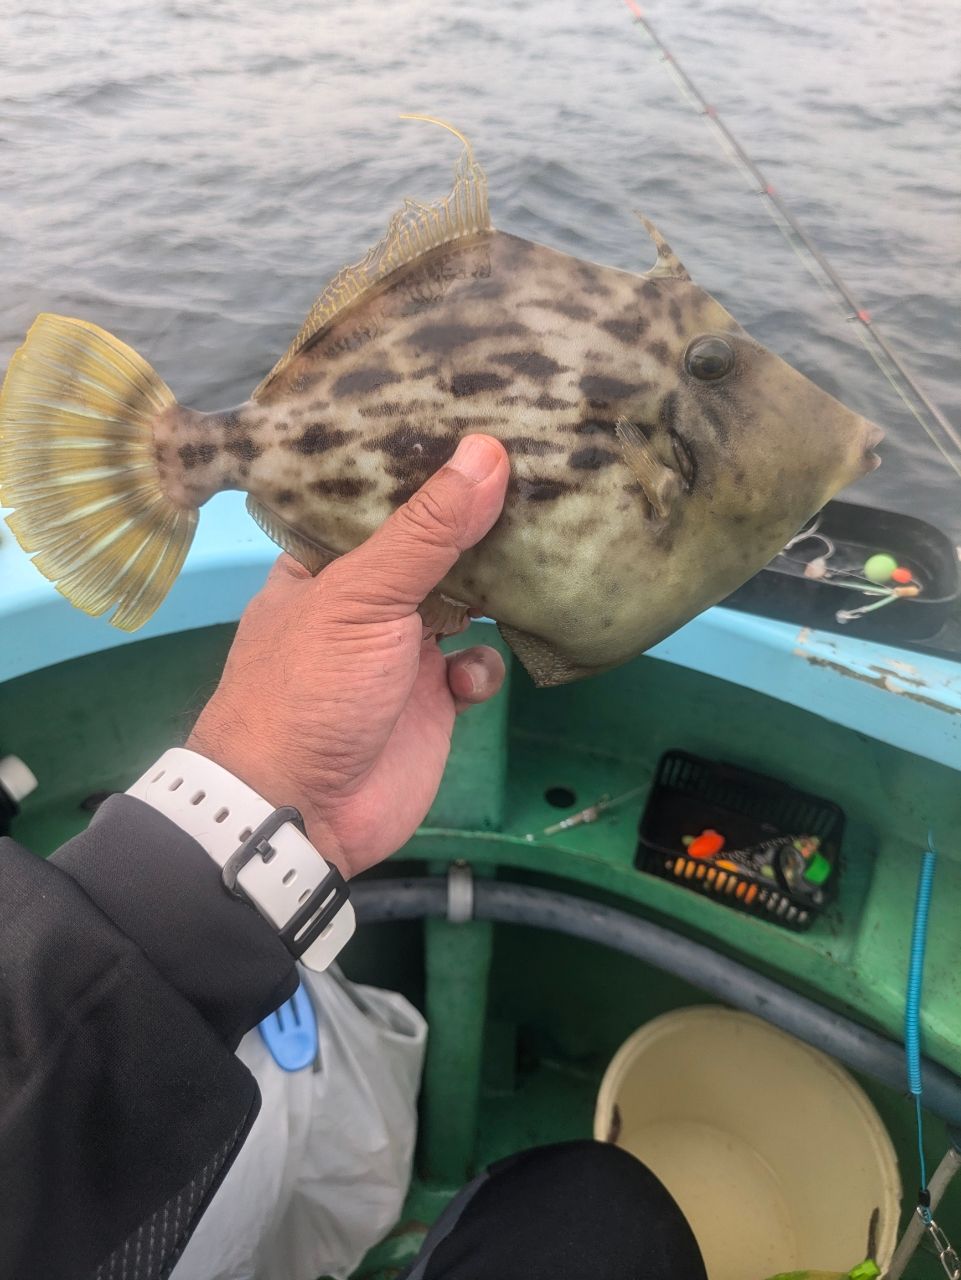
[127,748,355,971]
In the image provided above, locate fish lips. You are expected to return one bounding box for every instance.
[860,421,885,473]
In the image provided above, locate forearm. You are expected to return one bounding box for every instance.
[0,796,297,1280]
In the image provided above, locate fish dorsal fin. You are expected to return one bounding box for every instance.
[252,117,491,401]
[246,495,339,575]
[615,416,680,523]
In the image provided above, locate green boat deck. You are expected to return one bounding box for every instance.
[3,621,959,1275]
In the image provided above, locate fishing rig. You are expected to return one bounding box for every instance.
[778,514,923,625]
[621,0,961,487]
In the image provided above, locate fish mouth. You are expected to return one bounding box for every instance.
[860,421,884,473]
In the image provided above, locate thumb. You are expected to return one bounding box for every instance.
[324,434,509,620]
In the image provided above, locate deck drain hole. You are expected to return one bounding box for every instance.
[544,786,577,809]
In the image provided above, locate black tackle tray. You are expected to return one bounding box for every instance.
[723,499,960,642]
[635,751,845,931]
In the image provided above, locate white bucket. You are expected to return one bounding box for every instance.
[593,1007,901,1278]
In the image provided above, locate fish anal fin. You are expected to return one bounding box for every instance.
[615,416,679,524]
[497,622,592,687]
[252,118,491,401]
[420,590,471,637]
[245,496,338,576]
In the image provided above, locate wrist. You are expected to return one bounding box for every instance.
[127,747,355,970]
[186,716,348,878]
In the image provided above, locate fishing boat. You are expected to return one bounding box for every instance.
[2,485,959,1277]
[3,2,959,1264]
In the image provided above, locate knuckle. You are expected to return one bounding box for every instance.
[400,485,462,546]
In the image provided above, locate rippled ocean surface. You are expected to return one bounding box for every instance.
[1,0,958,537]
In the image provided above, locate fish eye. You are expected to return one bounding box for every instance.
[685,336,735,381]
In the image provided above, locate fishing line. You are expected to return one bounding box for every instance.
[620,0,961,483]
[906,833,937,1205]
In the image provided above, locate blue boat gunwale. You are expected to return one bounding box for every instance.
[1,489,959,769]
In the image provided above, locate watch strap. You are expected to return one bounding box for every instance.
[127,748,355,971]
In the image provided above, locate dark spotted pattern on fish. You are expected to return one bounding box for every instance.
[569,445,619,470]
[358,400,423,419]
[534,299,593,322]
[408,320,526,354]
[574,418,618,437]
[377,423,460,504]
[179,442,218,469]
[225,436,263,462]
[534,391,576,411]
[443,414,498,432]
[492,352,567,380]
[515,477,573,502]
[149,223,882,684]
[332,367,403,398]
[501,436,563,456]
[601,317,650,345]
[580,374,650,407]
[309,477,375,498]
[289,423,352,454]
[449,371,511,396]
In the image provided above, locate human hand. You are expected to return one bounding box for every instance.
[187,434,510,877]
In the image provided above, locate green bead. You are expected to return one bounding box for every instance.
[803,852,832,885]
[849,1262,881,1280]
[863,553,897,583]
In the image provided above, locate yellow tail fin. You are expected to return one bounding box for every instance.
[0,314,196,630]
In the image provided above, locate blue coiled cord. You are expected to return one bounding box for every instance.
[906,831,937,1209]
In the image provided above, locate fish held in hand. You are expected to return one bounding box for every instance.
[0,118,883,685]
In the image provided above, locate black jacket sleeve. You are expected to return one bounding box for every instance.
[0,794,299,1280]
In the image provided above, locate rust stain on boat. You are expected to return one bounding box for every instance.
[798,654,960,716]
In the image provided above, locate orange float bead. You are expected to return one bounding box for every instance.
[687,829,725,858]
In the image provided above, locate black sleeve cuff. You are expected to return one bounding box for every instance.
[52,794,297,1047]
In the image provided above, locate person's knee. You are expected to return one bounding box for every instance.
[490,1138,650,1197]
[478,1140,707,1279]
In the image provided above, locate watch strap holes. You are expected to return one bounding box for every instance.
[190,789,206,806]
[150,770,165,783]
[239,827,253,842]
[213,807,229,823]
[282,869,297,886]
[298,888,311,904]
[168,776,183,791]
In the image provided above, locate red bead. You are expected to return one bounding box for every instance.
[892,566,913,584]
[688,829,725,858]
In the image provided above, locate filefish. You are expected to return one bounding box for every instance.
[0,119,883,686]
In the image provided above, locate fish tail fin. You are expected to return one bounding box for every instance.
[0,314,197,630]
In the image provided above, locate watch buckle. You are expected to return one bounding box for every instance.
[221,805,350,962]
[221,806,306,893]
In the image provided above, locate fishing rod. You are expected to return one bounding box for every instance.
[621,0,961,483]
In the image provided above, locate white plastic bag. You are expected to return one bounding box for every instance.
[172,964,427,1280]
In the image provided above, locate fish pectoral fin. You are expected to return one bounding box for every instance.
[245,496,339,576]
[252,117,491,401]
[497,623,591,687]
[420,590,471,638]
[615,417,680,523]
